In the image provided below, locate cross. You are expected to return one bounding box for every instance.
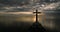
[33,9,41,22]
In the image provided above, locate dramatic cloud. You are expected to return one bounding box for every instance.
[0,0,60,12]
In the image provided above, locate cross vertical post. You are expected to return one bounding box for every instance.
[33,9,41,23]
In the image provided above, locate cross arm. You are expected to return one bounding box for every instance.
[33,12,41,14]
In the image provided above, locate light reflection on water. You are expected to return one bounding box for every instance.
[0,13,56,30]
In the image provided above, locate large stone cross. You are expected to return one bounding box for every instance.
[33,9,41,22]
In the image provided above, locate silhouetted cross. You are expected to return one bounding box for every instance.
[33,9,41,22]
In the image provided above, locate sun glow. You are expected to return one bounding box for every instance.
[33,16,36,22]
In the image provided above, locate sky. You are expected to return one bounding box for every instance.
[0,0,60,12]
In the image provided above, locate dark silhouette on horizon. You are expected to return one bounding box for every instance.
[28,9,47,32]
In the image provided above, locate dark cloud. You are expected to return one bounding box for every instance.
[0,0,60,12]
